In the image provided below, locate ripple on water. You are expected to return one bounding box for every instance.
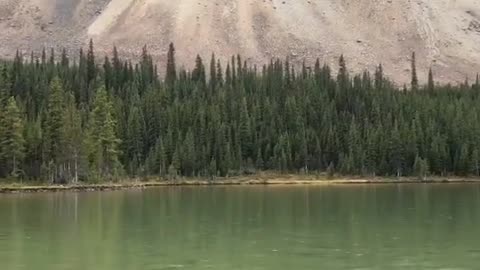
[467,249,480,258]
[160,265,184,269]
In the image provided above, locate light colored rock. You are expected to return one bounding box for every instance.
[1,0,480,84]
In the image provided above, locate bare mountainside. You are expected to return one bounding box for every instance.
[1,0,480,84]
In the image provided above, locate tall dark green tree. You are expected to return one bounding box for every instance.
[2,42,480,183]
[165,43,177,87]
[86,87,122,180]
[0,97,25,177]
[44,77,65,182]
[411,52,418,91]
[192,55,206,87]
[87,39,96,86]
[427,68,434,92]
[209,53,217,92]
[61,93,84,183]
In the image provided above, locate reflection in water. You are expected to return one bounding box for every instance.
[0,184,479,270]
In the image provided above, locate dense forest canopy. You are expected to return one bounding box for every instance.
[0,41,479,183]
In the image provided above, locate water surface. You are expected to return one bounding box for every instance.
[0,184,479,269]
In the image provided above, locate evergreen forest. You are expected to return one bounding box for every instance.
[0,42,479,183]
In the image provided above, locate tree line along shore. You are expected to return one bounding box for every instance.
[1,41,480,184]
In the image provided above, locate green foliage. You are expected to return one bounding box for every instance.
[2,44,480,182]
[0,97,25,177]
[326,162,335,179]
[85,87,122,180]
[414,155,429,181]
[428,68,434,92]
[411,52,418,91]
[166,43,177,87]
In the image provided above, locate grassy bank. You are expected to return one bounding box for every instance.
[2,173,480,193]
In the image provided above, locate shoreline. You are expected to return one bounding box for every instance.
[2,174,480,193]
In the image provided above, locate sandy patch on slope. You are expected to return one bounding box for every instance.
[2,0,480,83]
[88,0,135,36]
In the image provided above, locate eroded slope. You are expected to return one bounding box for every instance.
[1,0,480,83]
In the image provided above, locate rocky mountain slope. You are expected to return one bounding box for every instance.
[1,0,480,84]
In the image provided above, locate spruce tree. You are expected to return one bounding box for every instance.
[470,149,480,176]
[209,53,217,92]
[182,130,196,176]
[3,43,480,181]
[87,39,96,85]
[166,43,177,87]
[61,93,83,183]
[86,87,122,180]
[61,48,69,67]
[216,60,223,87]
[427,68,434,92]
[44,77,65,182]
[192,55,206,87]
[374,64,383,90]
[337,54,348,90]
[413,155,429,181]
[411,52,418,91]
[126,106,146,174]
[0,97,25,177]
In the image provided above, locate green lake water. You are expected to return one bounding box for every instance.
[1,184,480,269]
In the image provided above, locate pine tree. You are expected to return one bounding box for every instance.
[0,64,10,104]
[61,93,84,183]
[216,60,223,87]
[86,87,122,180]
[337,54,348,90]
[455,144,470,175]
[388,125,404,177]
[181,130,196,176]
[112,45,122,91]
[209,53,217,92]
[365,129,379,176]
[374,64,383,90]
[125,105,146,175]
[427,68,434,92]
[411,52,418,91]
[192,55,206,87]
[231,56,236,85]
[339,152,354,175]
[166,43,177,87]
[168,147,180,180]
[239,98,251,158]
[103,56,112,91]
[0,97,25,177]
[49,48,55,66]
[44,77,65,182]
[61,48,69,67]
[314,58,321,84]
[225,63,231,86]
[3,43,480,182]
[208,158,217,178]
[87,39,96,85]
[413,155,429,181]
